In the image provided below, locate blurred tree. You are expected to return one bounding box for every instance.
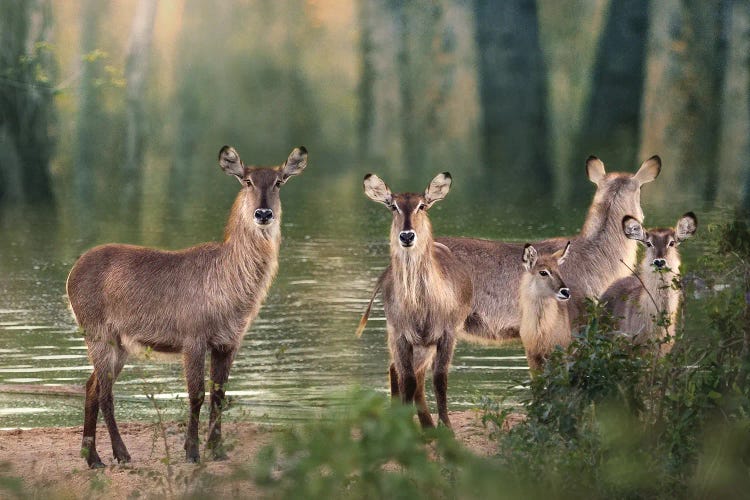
[639,0,729,203]
[718,0,750,206]
[575,0,648,197]
[538,0,609,203]
[123,0,158,212]
[0,0,56,205]
[473,0,551,190]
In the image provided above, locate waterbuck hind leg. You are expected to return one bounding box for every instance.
[433,334,456,430]
[414,368,435,428]
[82,372,104,468]
[388,362,400,401]
[207,347,235,460]
[183,344,207,463]
[90,341,130,464]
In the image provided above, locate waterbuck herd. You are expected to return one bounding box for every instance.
[66,147,698,467]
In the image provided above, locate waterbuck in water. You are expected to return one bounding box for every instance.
[358,173,472,429]
[519,242,573,371]
[600,213,697,352]
[439,155,661,342]
[67,145,308,467]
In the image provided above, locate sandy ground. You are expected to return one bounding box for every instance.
[0,410,509,499]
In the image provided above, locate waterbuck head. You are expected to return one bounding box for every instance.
[363,172,452,251]
[219,145,308,227]
[522,242,571,302]
[585,155,661,225]
[621,212,698,271]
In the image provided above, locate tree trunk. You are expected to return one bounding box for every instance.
[575,0,648,196]
[639,0,728,205]
[123,0,158,213]
[473,0,550,190]
[0,0,56,205]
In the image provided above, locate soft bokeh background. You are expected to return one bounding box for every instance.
[0,0,748,427]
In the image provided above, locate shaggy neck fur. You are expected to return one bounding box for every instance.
[213,190,281,319]
[637,253,681,339]
[519,274,570,354]
[389,220,454,313]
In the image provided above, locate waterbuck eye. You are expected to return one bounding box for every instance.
[539,270,549,277]
[245,179,253,187]
[418,204,426,211]
[390,204,398,212]
[645,241,653,248]
[668,240,675,247]
[275,179,282,188]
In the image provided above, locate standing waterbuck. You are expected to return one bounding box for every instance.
[519,242,573,371]
[66,145,308,467]
[440,155,661,342]
[600,213,697,352]
[359,173,472,429]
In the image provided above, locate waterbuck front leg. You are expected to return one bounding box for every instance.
[433,332,456,430]
[82,372,103,468]
[183,343,207,463]
[388,362,399,400]
[394,335,417,405]
[414,367,435,428]
[207,346,236,460]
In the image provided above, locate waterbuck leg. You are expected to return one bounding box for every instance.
[414,367,435,428]
[82,372,103,468]
[389,362,400,400]
[92,342,130,463]
[183,344,206,463]
[433,333,456,430]
[395,336,417,405]
[207,347,235,459]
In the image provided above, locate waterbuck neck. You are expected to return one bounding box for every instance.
[389,222,446,309]
[217,190,281,295]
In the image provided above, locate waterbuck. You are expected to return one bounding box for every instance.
[519,242,572,371]
[66,145,308,467]
[359,172,472,429]
[600,213,697,352]
[439,155,661,342]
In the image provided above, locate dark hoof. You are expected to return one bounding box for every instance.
[82,446,104,468]
[88,456,105,469]
[186,453,201,464]
[115,452,131,464]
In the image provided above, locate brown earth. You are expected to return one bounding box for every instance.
[0,410,512,499]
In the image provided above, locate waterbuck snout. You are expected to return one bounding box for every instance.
[519,242,574,371]
[67,145,308,468]
[360,172,472,429]
[601,212,697,352]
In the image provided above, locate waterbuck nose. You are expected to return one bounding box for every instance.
[254,208,274,224]
[558,288,570,300]
[399,230,416,247]
[653,258,666,269]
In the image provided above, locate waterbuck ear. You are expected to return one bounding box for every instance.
[424,172,452,207]
[586,156,606,184]
[280,146,308,183]
[363,173,393,206]
[219,145,245,182]
[634,155,661,184]
[522,244,538,271]
[554,241,571,266]
[675,211,698,242]
[622,216,646,242]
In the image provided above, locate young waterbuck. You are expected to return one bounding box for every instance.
[359,172,472,429]
[600,213,697,352]
[519,242,572,371]
[440,155,661,342]
[67,145,308,467]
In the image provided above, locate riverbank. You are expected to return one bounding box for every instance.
[0,410,505,498]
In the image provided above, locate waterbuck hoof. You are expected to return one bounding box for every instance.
[186,453,200,464]
[115,452,131,464]
[86,453,105,469]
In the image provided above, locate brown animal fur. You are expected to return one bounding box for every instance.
[600,213,697,353]
[519,243,574,371]
[439,155,662,343]
[362,173,472,429]
[66,145,308,467]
